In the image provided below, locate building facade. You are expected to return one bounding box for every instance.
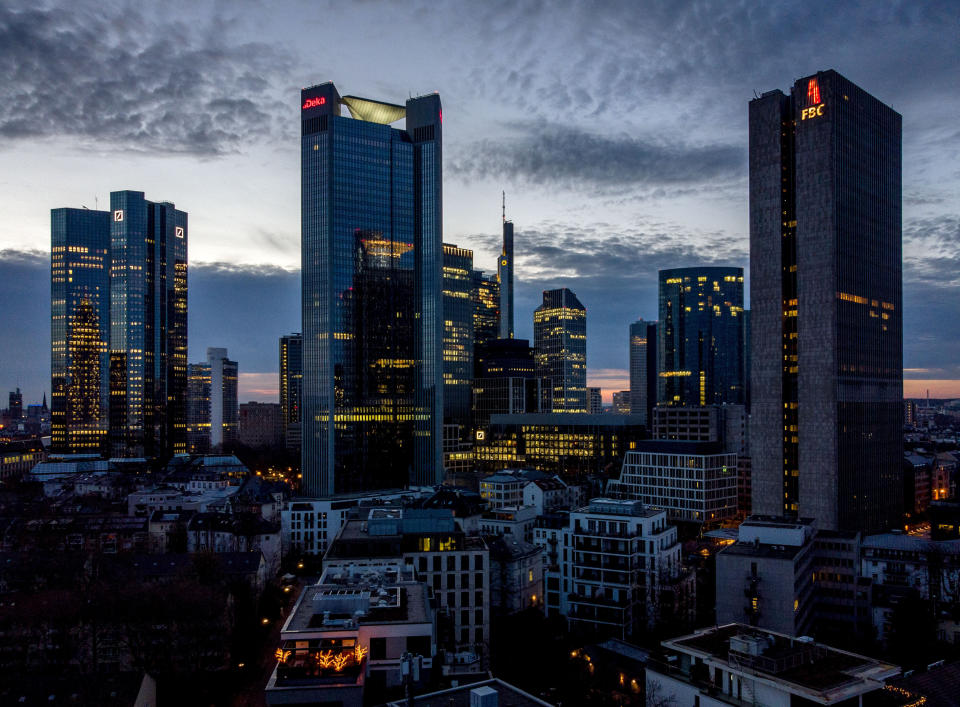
[442,243,474,434]
[300,83,444,495]
[498,218,514,339]
[50,208,111,453]
[628,320,657,425]
[750,70,903,531]
[534,288,587,413]
[108,190,188,459]
[471,270,500,350]
[278,333,302,447]
[658,267,745,407]
[239,402,283,449]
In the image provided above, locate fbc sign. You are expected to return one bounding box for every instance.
[302,96,326,110]
[801,104,825,120]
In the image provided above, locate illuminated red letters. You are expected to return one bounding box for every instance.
[807,78,821,106]
[302,96,326,109]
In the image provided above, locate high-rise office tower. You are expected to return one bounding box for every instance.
[750,70,902,532]
[588,387,603,414]
[51,209,111,452]
[472,270,500,349]
[108,190,188,459]
[186,362,211,453]
[206,347,238,450]
[498,201,514,339]
[301,83,443,496]
[442,243,474,432]
[534,288,587,412]
[279,333,303,445]
[658,267,745,406]
[628,319,658,426]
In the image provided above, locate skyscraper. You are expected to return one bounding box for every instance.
[658,267,745,407]
[206,347,238,450]
[498,211,514,340]
[108,191,188,459]
[750,70,902,532]
[279,333,302,445]
[628,319,657,426]
[534,288,587,412]
[442,243,474,433]
[300,83,443,496]
[471,269,500,349]
[50,208,110,452]
[7,388,23,421]
[588,387,603,414]
[186,362,211,453]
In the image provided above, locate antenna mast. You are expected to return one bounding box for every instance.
[502,191,505,224]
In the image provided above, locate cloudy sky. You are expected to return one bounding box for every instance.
[1,0,958,404]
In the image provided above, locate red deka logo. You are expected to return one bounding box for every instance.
[302,96,326,109]
[806,78,821,106]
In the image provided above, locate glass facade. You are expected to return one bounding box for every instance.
[279,332,303,434]
[471,270,500,349]
[534,288,587,412]
[50,208,111,452]
[658,267,744,406]
[628,319,657,426]
[301,83,443,496]
[442,244,474,434]
[498,220,514,339]
[108,190,188,459]
[186,362,212,453]
[749,70,902,531]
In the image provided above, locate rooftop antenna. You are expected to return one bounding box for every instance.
[502,191,506,224]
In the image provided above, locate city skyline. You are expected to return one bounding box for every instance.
[1,2,959,404]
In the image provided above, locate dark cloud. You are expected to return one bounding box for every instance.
[0,3,291,155]
[451,123,744,190]
[904,214,960,288]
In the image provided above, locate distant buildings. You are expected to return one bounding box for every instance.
[186,348,238,453]
[300,83,444,495]
[278,333,302,449]
[750,70,902,531]
[239,402,283,448]
[628,320,657,425]
[534,288,587,413]
[611,390,631,415]
[7,389,23,422]
[588,387,603,414]
[658,267,745,407]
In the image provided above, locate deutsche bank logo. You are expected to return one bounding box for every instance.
[113,210,123,222]
[175,226,185,239]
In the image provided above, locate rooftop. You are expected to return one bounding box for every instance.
[387,678,553,707]
[663,624,899,701]
[575,497,661,518]
[630,440,728,455]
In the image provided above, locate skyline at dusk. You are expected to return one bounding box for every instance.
[1,1,958,404]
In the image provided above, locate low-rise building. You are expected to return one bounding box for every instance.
[715,516,816,637]
[562,498,682,639]
[479,505,537,543]
[607,441,738,524]
[187,512,282,575]
[479,472,526,509]
[488,536,543,615]
[266,563,435,707]
[0,439,44,482]
[648,624,901,707]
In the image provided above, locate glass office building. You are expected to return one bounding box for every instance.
[471,270,500,349]
[108,190,188,459]
[628,319,657,426]
[279,332,303,443]
[442,243,474,434]
[301,83,443,496]
[534,288,587,412]
[498,219,514,339]
[750,70,902,532]
[50,208,111,452]
[658,267,745,407]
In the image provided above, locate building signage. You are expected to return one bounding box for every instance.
[801,104,825,120]
[302,96,326,109]
[113,210,123,222]
[801,77,824,120]
[175,226,184,238]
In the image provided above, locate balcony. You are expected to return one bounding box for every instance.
[568,592,633,609]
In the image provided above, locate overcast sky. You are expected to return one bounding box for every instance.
[1,0,958,404]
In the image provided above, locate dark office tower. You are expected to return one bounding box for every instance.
[207,347,238,450]
[742,309,751,413]
[108,190,188,460]
[279,333,303,443]
[186,362,211,453]
[471,270,500,348]
[301,83,443,496]
[750,71,902,532]
[534,288,587,412]
[8,388,23,420]
[629,319,656,426]
[658,267,745,406]
[472,338,547,427]
[50,208,110,452]
[442,244,474,432]
[498,217,514,339]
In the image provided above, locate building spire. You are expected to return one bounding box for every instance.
[502,191,506,224]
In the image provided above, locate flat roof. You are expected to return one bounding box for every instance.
[387,678,553,707]
[663,624,899,699]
